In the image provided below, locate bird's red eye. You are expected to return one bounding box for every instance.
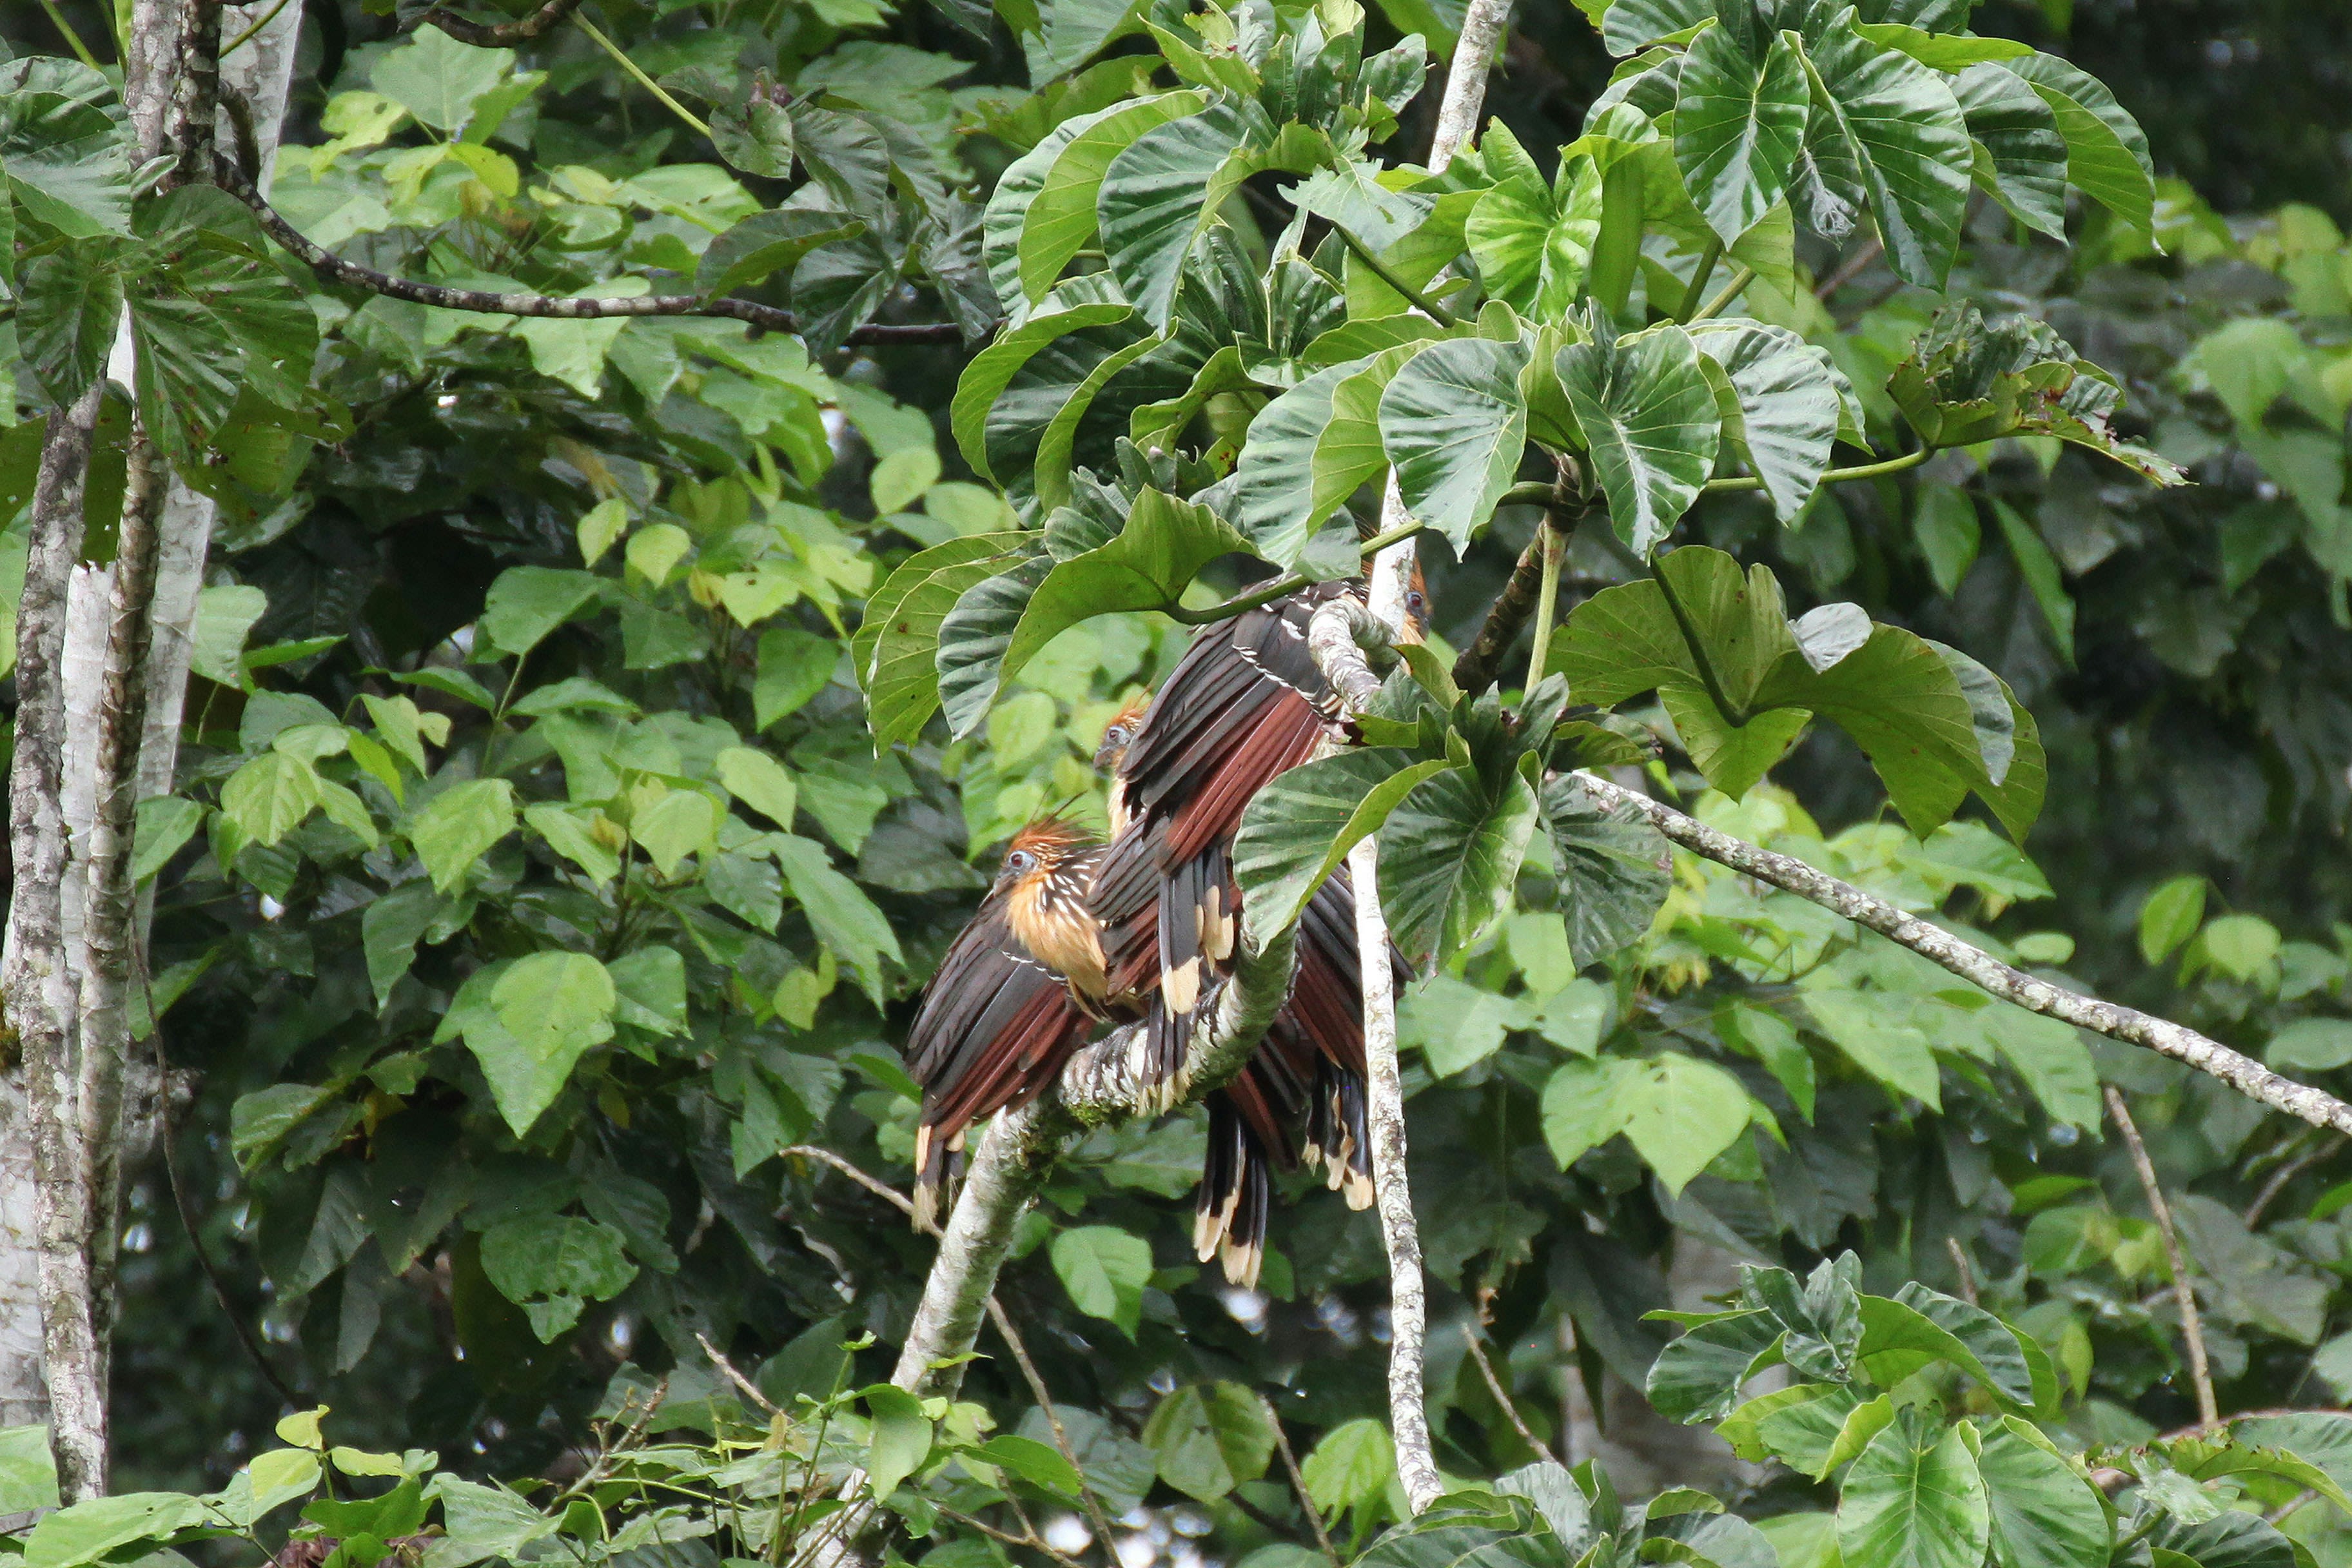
[1004,849,1037,876]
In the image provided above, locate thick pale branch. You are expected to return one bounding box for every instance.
[211,157,966,346]
[1574,772,2352,1137]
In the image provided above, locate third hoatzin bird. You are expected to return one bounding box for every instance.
[901,818,1119,1228]
[1090,571,1425,1108]
[1095,692,1382,1288]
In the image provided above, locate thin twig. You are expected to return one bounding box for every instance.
[781,1146,916,1217]
[1814,236,1885,300]
[1691,264,1755,324]
[1462,1322,1556,1464]
[1263,1396,1342,1568]
[2107,1085,2218,1427]
[1164,523,1427,627]
[416,0,585,46]
[1944,1237,1978,1306]
[37,0,102,66]
[1676,237,1723,324]
[1331,225,1460,328]
[574,14,712,138]
[219,0,293,59]
[932,1505,1089,1568]
[210,154,968,345]
[986,1301,1122,1557]
[699,1331,784,1416]
[2244,1132,2344,1228]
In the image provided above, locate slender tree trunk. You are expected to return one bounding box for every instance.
[5,386,106,1500]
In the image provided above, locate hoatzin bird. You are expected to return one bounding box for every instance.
[1090,572,1426,1110]
[901,819,1121,1228]
[1082,576,1411,1288]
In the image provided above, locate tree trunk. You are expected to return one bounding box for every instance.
[0,0,304,1493]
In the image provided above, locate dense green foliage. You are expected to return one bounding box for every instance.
[5,3,2352,1568]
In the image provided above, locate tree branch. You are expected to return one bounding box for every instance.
[1573,772,2352,1139]
[415,0,585,46]
[210,156,970,346]
[2108,1085,2218,1426]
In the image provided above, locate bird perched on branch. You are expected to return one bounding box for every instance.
[1090,571,1426,1110]
[1093,667,1391,1286]
[901,818,1121,1228]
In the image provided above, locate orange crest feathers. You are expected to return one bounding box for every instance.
[1003,816,1099,866]
[1093,696,1152,772]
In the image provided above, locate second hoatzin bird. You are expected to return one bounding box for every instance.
[1090,571,1426,1110]
[1096,695,1381,1288]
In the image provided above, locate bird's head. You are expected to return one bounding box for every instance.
[1398,556,1431,645]
[992,817,1099,894]
[1092,696,1152,774]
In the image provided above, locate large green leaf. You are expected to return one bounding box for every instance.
[996,489,1252,696]
[950,297,1134,484]
[856,533,1034,747]
[1143,1382,1275,1503]
[480,1213,636,1339]
[0,59,133,239]
[1674,26,1811,246]
[1836,1413,1989,1568]
[775,834,903,1005]
[1050,1224,1153,1337]
[1380,338,1533,553]
[1952,64,2067,240]
[1378,764,1543,973]
[1541,775,1670,966]
[17,246,123,407]
[370,23,511,132]
[1553,547,2040,836]
[1465,160,1605,318]
[1232,359,1367,567]
[1796,12,1972,288]
[1602,0,1713,56]
[1690,320,1846,524]
[1234,748,1450,948]
[1099,99,1267,326]
[937,554,1053,738]
[864,1386,934,1502]
[1620,1052,1754,1195]
[1019,92,1207,304]
[469,951,618,1136]
[696,210,866,297]
[1647,1308,1784,1425]
[1888,304,2186,485]
[1556,325,1720,555]
[2001,51,2154,233]
[128,191,319,455]
[407,778,518,894]
[1976,1416,2110,1568]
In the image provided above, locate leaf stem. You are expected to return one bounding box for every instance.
[220,0,294,57]
[576,14,712,139]
[1524,517,1565,696]
[37,0,101,66]
[1676,238,1724,324]
[1649,551,1750,727]
[1701,444,1933,494]
[1332,224,1460,329]
[1690,264,1755,324]
[1162,522,1427,625]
